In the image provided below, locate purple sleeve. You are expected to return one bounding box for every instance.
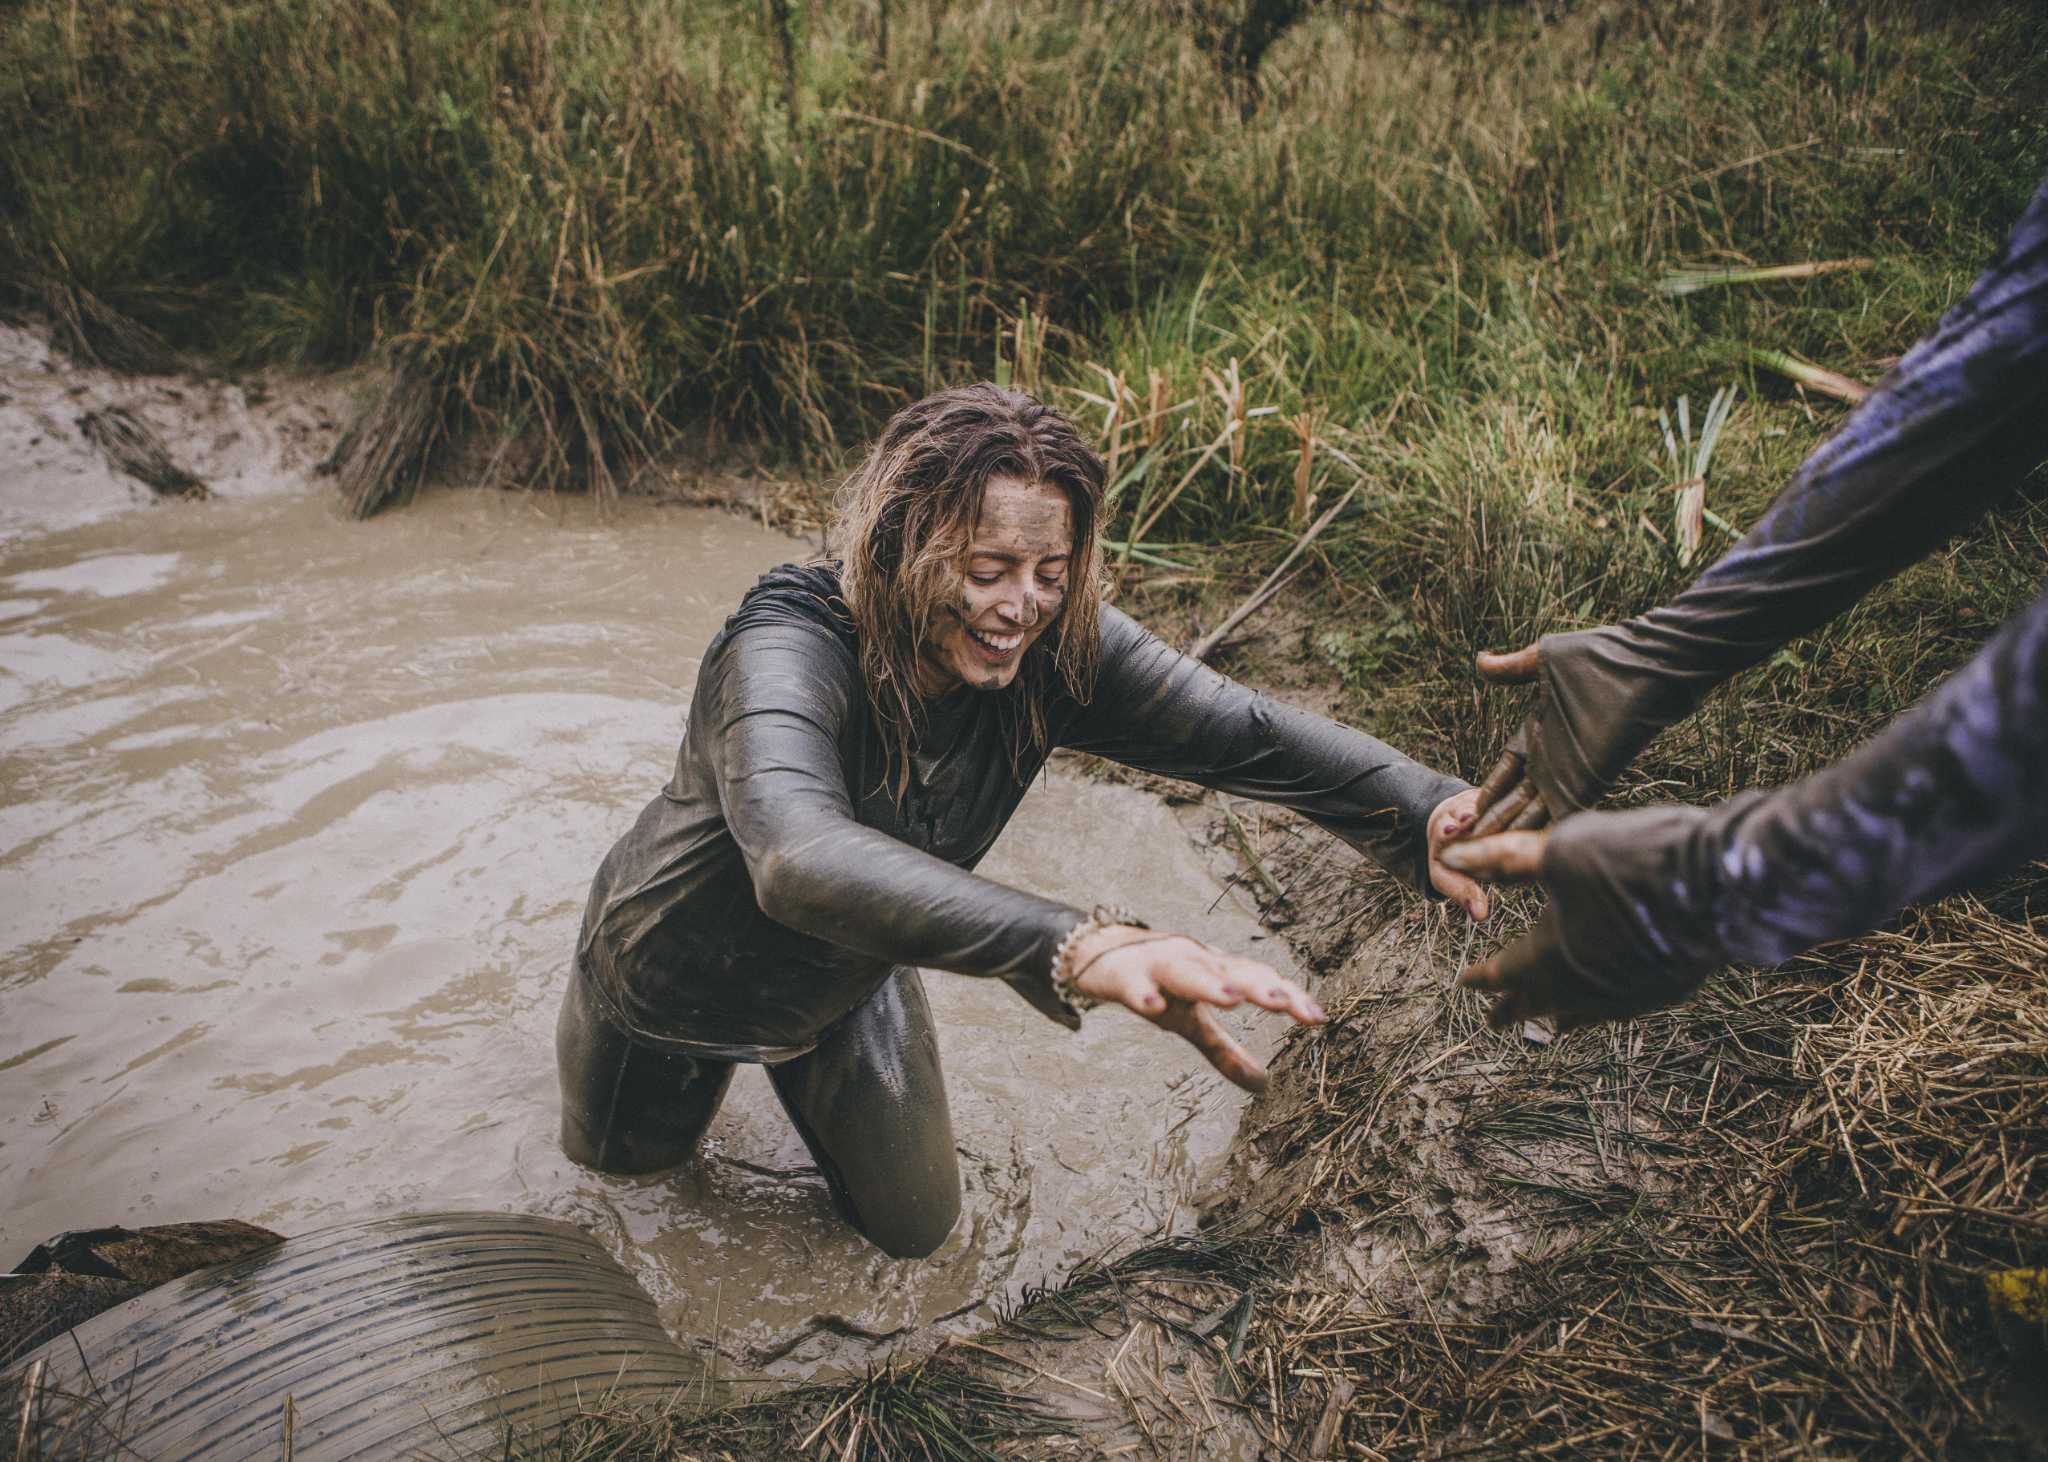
[1538,580,2048,1005]
[1524,173,2048,815]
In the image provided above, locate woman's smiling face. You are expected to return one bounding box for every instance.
[918,474,1074,695]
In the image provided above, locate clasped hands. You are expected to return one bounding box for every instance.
[1441,640,1680,1033]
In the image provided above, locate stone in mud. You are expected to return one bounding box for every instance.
[1,1219,281,1366]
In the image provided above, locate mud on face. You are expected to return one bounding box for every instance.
[918,475,1073,694]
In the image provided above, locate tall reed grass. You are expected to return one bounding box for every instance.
[5,0,2042,784]
[3,1,2041,503]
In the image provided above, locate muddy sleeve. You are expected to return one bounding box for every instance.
[1521,173,2048,816]
[1533,579,2048,1010]
[704,621,1087,1027]
[1062,606,1470,894]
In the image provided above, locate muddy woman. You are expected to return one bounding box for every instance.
[557,383,1485,1258]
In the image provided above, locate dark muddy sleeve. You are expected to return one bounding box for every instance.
[705,621,1087,1027]
[1521,173,2048,816]
[1062,606,1470,893]
[1534,579,2048,1010]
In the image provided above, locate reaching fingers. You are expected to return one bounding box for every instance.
[1469,779,1539,839]
[1158,998,1269,1093]
[1507,791,1553,832]
[1471,748,1524,825]
[1462,951,1557,1030]
[1439,829,1548,883]
[1458,913,1568,1030]
[1426,790,1490,919]
[1474,643,1542,684]
[1148,941,1241,1009]
[1104,962,1169,1017]
[1218,956,1324,1023]
[1095,938,1253,1015]
[1155,949,1323,1025]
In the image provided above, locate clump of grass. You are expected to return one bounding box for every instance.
[541,1355,1065,1462]
[3,0,2042,516]
[1657,383,1737,564]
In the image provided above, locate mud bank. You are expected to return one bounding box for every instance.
[0,331,1305,1390]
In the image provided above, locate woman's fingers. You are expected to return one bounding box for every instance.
[1216,956,1324,1023]
[1152,947,1240,1009]
[1426,789,1491,920]
[1158,950,1323,1025]
[1433,862,1491,922]
[1086,936,1236,1015]
[1093,958,1168,1016]
[1081,935,1323,1065]
[1475,643,1542,684]
[1157,999,1269,1094]
[1439,829,1548,883]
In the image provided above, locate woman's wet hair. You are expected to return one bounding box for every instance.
[834,382,1106,797]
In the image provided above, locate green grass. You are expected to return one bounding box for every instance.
[3,0,2043,508]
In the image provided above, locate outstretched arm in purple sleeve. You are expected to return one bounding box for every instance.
[1468,171,2048,837]
[1442,579,2048,1028]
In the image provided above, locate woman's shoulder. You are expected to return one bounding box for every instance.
[719,560,859,653]
[1091,599,1178,671]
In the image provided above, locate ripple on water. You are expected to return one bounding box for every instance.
[7,551,183,598]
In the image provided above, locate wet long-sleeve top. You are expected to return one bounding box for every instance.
[577,563,1467,1061]
[1540,578,2048,1007]
[1524,170,2048,816]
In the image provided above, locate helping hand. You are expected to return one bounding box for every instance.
[1067,927,1324,1094]
[1467,643,1556,839]
[1438,827,1698,1032]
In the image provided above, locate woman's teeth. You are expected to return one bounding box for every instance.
[968,627,1023,654]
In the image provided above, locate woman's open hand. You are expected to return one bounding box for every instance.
[1066,927,1324,1094]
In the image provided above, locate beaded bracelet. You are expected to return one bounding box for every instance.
[1051,904,1148,1016]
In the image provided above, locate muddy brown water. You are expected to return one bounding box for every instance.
[0,346,1298,1389]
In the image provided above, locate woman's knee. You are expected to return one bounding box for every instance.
[772,968,961,1257]
[850,1164,961,1259]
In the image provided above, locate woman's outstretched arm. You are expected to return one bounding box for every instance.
[1061,605,1485,911]
[703,618,1323,1086]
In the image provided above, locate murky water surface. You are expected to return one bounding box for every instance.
[0,364,1291,1384]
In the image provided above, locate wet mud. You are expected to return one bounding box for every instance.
[0,336,1297,1388]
